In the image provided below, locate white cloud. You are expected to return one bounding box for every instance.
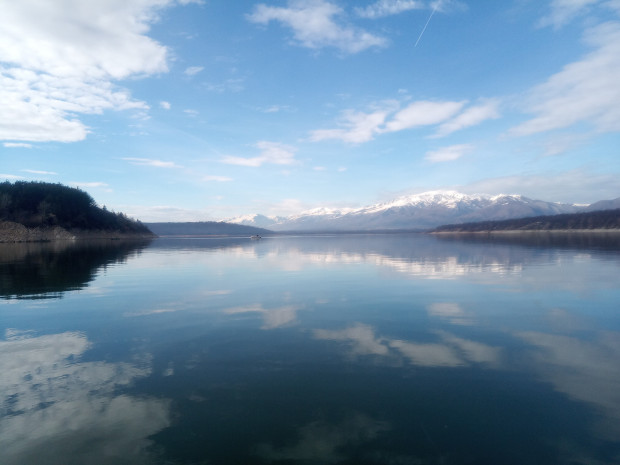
[22,169,58,175]
[433,99,500,137]
[221,141,297,167]
[425,143,472,163]
[247,0,387,54]
[384,100,465,132]
[203,175,233,182]
[4,142,32,148]
[1,174,25,180]
[0,0,183,143]
[310,107,392,143]
[70,181,109,189]
[183,109,199,116]
[159,101,171,110]
[539,0,600,28]
[511,21,620,136]
[122,157,181,168]
[184,65,204,76]
[356,0,424,19]
[311,99,465,143]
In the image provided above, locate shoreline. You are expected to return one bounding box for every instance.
[431,229,620,235]
[0,221,155,243]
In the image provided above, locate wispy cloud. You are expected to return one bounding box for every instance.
[22,169,58,175]
[460,169,620,203]
[184,66,204,76]
[159,101,171,110]
[355,0,424,19]
[122,157,182,168]
[425,143,472,163]
[70,181,109,189]
[433,99,500,137]
[384,100,465,132]
[310,99,466,143]
[221,141,297,167]
[539,0,599,29]
[4,142,32,148]
[511,21,620,136]
[247,0,387,54]
[0,0,182,143]
[0,174,25,180]
[310,106,394,143]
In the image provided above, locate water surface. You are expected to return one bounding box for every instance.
[1,234,619,464]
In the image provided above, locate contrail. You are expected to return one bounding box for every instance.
[415,3,438,47]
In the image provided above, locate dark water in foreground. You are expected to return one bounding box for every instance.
[1,234,619,465]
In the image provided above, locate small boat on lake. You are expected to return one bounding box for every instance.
[250,235,261,240]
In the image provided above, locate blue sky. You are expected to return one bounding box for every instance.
[1,0,619,221]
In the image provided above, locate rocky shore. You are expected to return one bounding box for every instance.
[0,221,155,243]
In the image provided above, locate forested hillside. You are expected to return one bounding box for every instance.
[431,209,620,233]
[0,181,152,234]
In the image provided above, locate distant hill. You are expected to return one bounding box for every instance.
[431,209,620,233]
[0,181,153,241]
[146,221,271,236]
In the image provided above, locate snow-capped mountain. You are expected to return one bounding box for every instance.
[226,191,584,231]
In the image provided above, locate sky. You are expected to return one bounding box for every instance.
[1,0,619,222]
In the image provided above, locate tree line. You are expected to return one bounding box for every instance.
[0,181,151,233]
[432,208,620,232]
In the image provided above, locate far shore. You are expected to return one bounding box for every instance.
[430,228,620,235]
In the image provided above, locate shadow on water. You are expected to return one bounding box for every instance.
[0,239,152,299]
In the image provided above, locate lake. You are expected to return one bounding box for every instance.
[1,233,619,465]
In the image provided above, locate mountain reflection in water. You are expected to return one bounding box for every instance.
[1,233,619,464]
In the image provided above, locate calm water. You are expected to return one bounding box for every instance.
[1,234,619,465]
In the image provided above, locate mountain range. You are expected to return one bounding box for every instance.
[226,191,620,232]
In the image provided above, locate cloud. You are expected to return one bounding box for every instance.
[221,141,297,167]
[424,143,472,163]
[311,99,465,143]
[22,169,57,175]
[355,0,424,18]
[433,99,500,137]
[203,175,233,182]
[247,0,387,54]
[310,106,394,143]
[0,0,183,143]
[70,182,109,189]
[510,21,620,136]
[4,142,32,148]
[122,157,181,168]
[384,100,465,132]
[1,174,25,180]
[184,65,204,76]
[539,0,600,29]
[159,101,171,110]
[459,168,620,203]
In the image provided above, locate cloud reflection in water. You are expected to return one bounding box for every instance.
[0,330,170,465]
